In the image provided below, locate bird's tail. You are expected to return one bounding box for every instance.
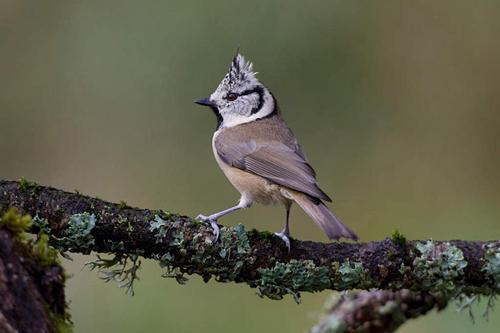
[289,191,358,241]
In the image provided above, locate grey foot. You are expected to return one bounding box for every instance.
[196,214,220,242]
[275,230,291,252]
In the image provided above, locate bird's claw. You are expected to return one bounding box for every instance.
[196,214,220,242]
[275,230,291,252]
[195,214,209,222]
[209,219,220,242]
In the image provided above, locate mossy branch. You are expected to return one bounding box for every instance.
[0,209,70,333]
[310,290,442,333]
[1,179,499,332]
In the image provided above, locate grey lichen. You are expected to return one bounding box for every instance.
[482,243,500,290]
[158,254,189,285]
[149,210,196,249]
[86,252,142,296]
[213,224,254,280]
[32,215,51,234]
[149,214,172,243]
[332,261,374,289]
[155,223,255,285]
[256,259,331,303]
[219,224,251,259]
[54,213,96,253]
[412,240,467,297]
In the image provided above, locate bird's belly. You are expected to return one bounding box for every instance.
[220,164,286,205]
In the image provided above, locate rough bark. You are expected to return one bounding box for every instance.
[0,227,66,333]
[310,290,443,333]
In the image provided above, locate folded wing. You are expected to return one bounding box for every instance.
[215,138,332,202]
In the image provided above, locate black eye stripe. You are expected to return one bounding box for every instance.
[225,86,265,115]
[239,87,263,97]
[226,86,264,99]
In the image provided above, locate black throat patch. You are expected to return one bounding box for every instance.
[210,106,223,130]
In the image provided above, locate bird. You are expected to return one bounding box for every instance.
[195,52,358,250]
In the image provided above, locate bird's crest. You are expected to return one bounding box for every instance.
[227,53,258,84]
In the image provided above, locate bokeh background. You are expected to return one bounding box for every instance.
[1,0,500,332]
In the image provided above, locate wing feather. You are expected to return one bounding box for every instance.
[215,138,331,202]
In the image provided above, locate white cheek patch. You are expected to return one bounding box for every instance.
[221,92,274,128]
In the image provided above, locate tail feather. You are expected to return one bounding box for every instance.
[290,191,358,241]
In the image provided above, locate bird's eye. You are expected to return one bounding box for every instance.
[226,93,238,101]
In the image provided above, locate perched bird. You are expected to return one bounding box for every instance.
[195,53,358,249]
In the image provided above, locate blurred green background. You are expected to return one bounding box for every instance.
[1,0,499,332]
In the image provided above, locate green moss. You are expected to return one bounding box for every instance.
[1,209,69,330]
[157,210,173,220]
[482,243,500,290]
[53,314,73,333]
[0,208,32,239]
[54,213,96,253]
[247,228,275,240]
[19,177,40,195]
[391,229,407,248]
[45,301,73,333]
[413,240,467,298]
[256,260,331,303]
[33,233,60,266]
[190,218,202,226]
[1,209,61,267]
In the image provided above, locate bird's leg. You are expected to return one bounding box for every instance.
[196,197,251,242]
[275,204,291,251]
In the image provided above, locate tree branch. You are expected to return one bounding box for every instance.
[310,290,444,333]
[0,210,69,333]
[1,179,499,332]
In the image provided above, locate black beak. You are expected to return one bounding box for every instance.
[195,97,216,108]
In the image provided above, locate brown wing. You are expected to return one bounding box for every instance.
[215,137,332,202]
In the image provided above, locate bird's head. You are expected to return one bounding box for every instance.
[196,53,276,129]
